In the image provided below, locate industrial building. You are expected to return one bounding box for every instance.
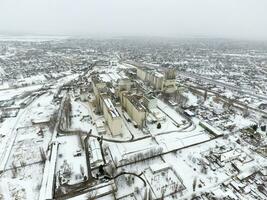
[92,74,122,136]
[121,92,147,128]
[89,139,104,168]
[162,68,177,93]
[92,75,107,113]
[101,95,122,136]
[118,78,132,92]
[135,64,177,93]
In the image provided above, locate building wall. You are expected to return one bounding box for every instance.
[164,68,177,79]
[102,98,122,136]
[136,67,166,91]
[137,68,146,81]
[121,94,146,128]
[108,116,122,136]
[163,79,177,93]
[154,76,164,90]
[132,105,146,127]
[92,80,106,113]
[118,79,132,91]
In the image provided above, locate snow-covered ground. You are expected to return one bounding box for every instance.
[56,135,88,186]
[0,92,58,200]
[0,84,42,101]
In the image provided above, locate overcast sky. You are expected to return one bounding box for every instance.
[0,0,267,40]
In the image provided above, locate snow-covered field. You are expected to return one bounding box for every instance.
[56,135,88,186]
[0,85,42,101]
[0,92,58,200]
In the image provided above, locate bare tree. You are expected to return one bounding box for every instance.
[193,177,197,192]
[11,162,17,178]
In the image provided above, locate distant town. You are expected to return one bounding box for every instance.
[0,37,267,200]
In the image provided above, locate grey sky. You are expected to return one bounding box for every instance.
[0,0,267,39]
